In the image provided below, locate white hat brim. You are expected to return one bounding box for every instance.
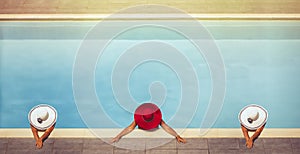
[239,104,268,130]
[28,104,57,130]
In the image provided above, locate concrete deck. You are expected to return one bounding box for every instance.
[0,138,299,154]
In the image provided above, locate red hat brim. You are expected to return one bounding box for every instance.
[134,103,162,130]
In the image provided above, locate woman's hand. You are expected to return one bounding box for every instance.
[246,139,253,149]
[176,135,187,144]
[36,138,43,149]
[111,137,120,143]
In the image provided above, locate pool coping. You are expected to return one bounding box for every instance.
[1,13,300,20]
[1,128,299,138]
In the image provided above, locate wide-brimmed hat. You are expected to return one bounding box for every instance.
[239,104,268,130]
[28,104,57,130]
[134,103,162,130]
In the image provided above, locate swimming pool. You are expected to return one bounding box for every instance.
[0,20,300,129]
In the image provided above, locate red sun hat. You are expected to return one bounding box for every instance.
[134,103,162,130]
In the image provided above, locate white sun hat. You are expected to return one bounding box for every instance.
[28,104,57,130]
[239,104,268,130]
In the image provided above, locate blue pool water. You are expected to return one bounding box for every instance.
[0,21,300,128]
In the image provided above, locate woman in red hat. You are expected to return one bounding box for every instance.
[111,103,186,143]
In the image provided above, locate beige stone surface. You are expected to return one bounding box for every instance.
[0,0,299,14]
[1,128,300,138]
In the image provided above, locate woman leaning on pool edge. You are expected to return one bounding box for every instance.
[27,103,268,148]
[239,104,268,149]
[111,103,186,143]
[28,104,57,149]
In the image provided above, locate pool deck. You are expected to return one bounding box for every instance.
[1,0,300,20]
[0,129,299,153]
[0,0,300,14]
[1,138,300,154]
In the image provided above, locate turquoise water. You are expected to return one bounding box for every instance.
[0,21,300,128]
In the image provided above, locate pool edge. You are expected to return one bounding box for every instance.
[1,13,300,21]
[0,128,299,138]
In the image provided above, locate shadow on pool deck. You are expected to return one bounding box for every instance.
[0,138,300,154]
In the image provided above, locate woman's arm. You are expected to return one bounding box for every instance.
[241,124,250,141]
[160,120,186,143]
[111,121,137,143]
[40,124,55,141]
[241,124,253,148]
[30,124,40,142]
[250,124,265,141]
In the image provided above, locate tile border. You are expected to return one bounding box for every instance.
[0,128,299,138]
[1,13,300,20]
